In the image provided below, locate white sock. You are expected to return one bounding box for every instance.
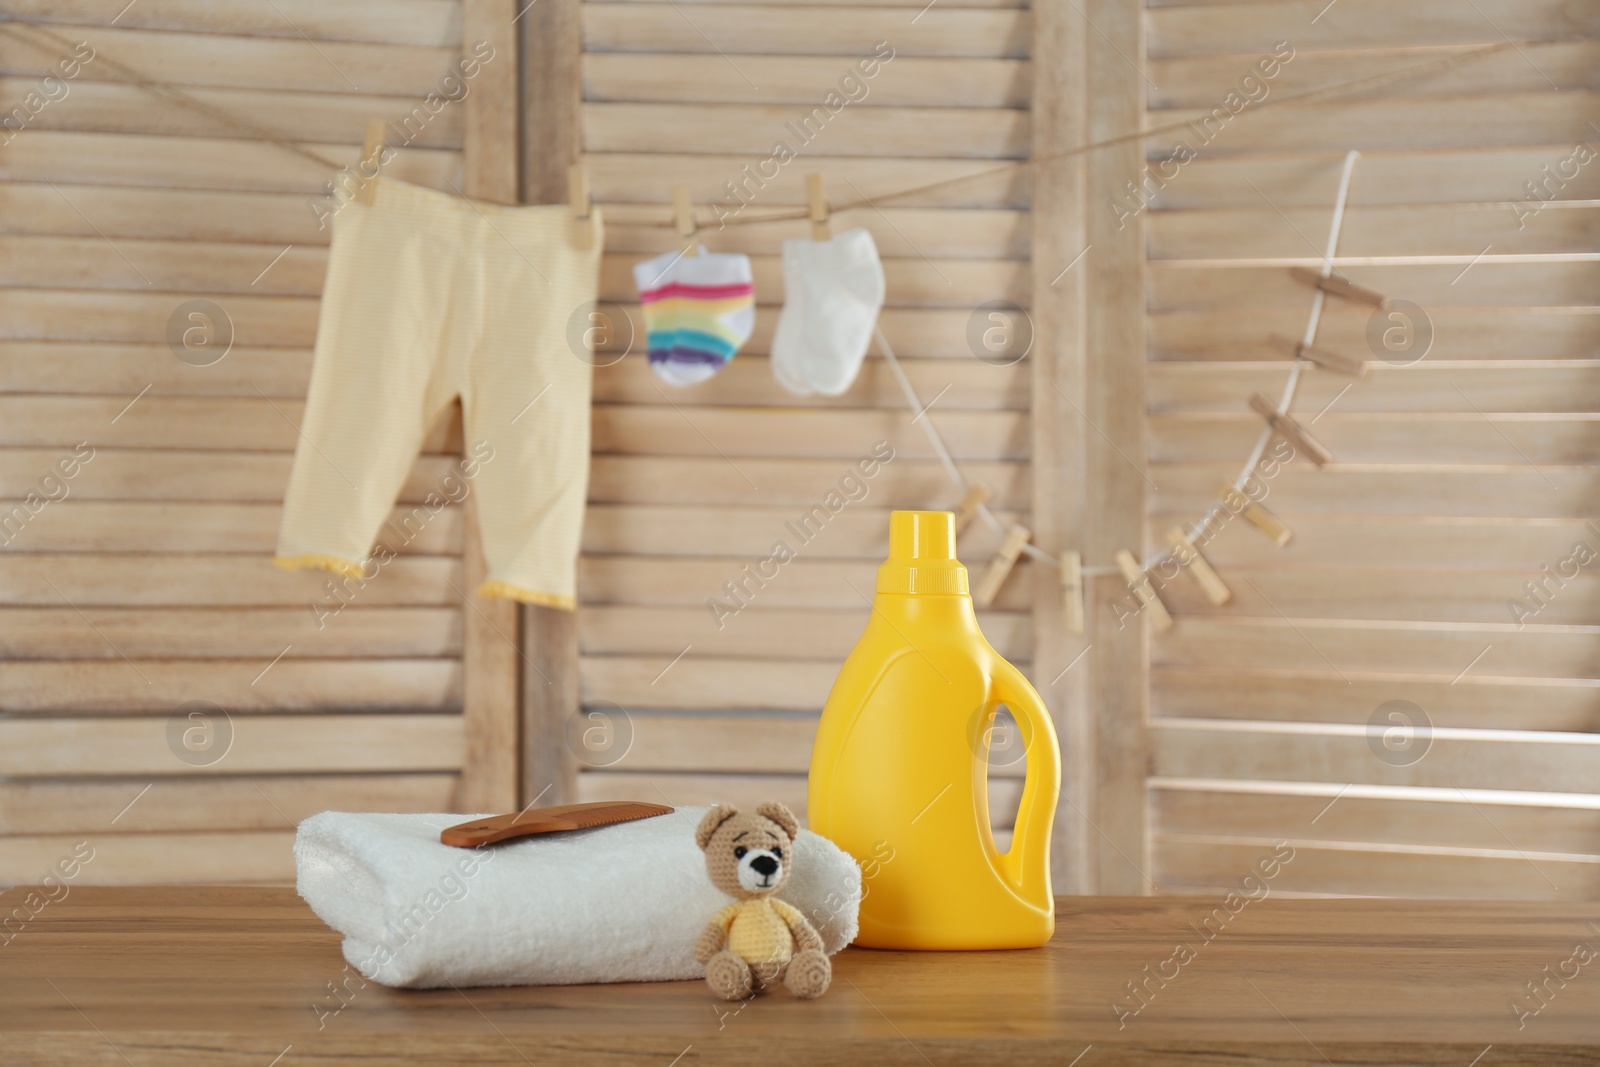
[771,228,885,397]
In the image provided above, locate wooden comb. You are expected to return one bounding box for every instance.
[440,801,674,848]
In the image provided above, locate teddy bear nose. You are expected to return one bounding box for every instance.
[750,854,779,876]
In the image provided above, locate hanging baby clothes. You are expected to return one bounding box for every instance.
[771,228,885,397]
[632,247,755,385]
[275,179,603,610]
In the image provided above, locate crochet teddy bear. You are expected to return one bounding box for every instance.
[693,802,832,1001]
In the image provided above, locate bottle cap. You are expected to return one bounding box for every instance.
[877,510,969,595]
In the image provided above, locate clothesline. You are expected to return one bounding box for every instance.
[0,16,1537,223]
[1170,148,1362,565]
[0,16,1519,599]
[627,38,1526,228]
[874,147,1364,590]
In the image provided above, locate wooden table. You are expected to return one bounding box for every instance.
[2,887,1596,1065]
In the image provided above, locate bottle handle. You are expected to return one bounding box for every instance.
[987,664,1061,901]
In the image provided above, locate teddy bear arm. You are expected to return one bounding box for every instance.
[694,920,728,964]
[776,904,825,952]
[790,916,824,953]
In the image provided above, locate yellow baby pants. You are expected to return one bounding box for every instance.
[275,179,603,609]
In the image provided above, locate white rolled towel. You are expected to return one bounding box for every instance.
[295,807,862,989]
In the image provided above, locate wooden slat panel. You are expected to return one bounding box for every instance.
[1150,309,1600,361]
[1149,261,1599,313]
[1158,567,1600,626]
[1150,204,1600,261]
[596,356,1030,411]
[0,131,462,196]
[1152,783,1600,856]
[593,409,1027,461]
[585,152,1031,210]
[1152,667,1600,732]
[578,770,809,816]
[16,0,464,46]
[580,454,1020,522]
[0,397,460,452]
[0,450,462,502]
[0,554,459,607]
[1155,618,1600,680]
[0,183,333,245]
[0,714,464,776]
[0,451,1024,505]
[1149,513,1600,570]
[1150,42,1600,108]
[0,342,315,396]
[0,235,328,296]
[1153,837,1600,900]
[0,502,460,554]
[584,102,1028,158]
[1153,720,1600,793]
[582,655,839,711]
[0,660,460,714]
[582,504,1021,558]
[0,288,319,345]
[581,7,1030,57]
[0,774,458,834]
[0,78,463,148]
[1147,0,1595,57]
[1150,149,1600,210]
[579,605,1031,661]
[0,607,460,659]
[1153,466,1600,519]
[580,556,1034,611]
[601,711,815,774]
[0,25,460,96]
[585,0,1028,8]
[602,204,1030,260]
[1149,362,1600,414]
[1150,413,1600,465]
[583,53,1030,107]
[0,831,297,885]
[1155,93,1600,154]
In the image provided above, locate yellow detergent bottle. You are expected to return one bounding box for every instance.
[808,510,1060,949]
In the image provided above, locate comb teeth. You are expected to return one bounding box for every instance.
[440,801,674,848]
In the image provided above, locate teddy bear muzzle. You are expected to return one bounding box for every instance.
[738,849,783,891]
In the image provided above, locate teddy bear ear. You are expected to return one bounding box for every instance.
[755,802,799,841]
[695,805,739,850]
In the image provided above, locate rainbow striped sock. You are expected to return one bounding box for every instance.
[633,248,754,385]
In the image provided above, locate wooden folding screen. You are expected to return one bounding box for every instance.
[0,0,520,884]
[526,0,1041,832]
[1140,0,1600,897]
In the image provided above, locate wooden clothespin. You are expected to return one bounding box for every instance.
[973,524,1030,607]
[1274,334,1368,379]
[1289,267,1387,309]
[1165,527,1232,606]
[356,118,388,206]
[568,163,593,250]
[952,483,991,534]
[1248,392,1334,467]
[1217,481,1293,546]
[805,172,831,242]
[1114,549,1173,632]
[671,186,699,256]
[1061,550,1084,636]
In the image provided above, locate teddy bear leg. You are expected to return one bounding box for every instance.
[705,950,755,1001]
[783,949,831,999]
